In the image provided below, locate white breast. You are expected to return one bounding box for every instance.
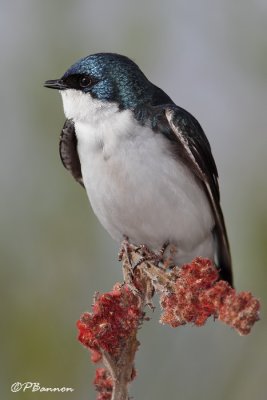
[60,89,215,265]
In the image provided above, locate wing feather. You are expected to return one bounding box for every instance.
[165,106,233,284]
[59,119,84,187]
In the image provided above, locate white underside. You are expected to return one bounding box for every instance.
[61,89,215,264]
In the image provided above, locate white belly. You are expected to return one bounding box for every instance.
[75,109,215,264]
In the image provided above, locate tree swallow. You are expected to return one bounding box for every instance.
[44,53,233,284]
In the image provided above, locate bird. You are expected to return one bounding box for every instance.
[44,52,233,284]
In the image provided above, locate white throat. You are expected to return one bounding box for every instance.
[60,89,119,124]
[60,88,135,159]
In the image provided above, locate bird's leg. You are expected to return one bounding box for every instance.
[162,243,177,269]
[118,236,132,264]
[118,238,143,296]
[118,237,134,280]
[118,239,158,305]
[159,241,170,258]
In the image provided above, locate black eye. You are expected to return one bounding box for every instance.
[79,76,92,88]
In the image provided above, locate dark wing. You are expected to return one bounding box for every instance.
[164,105,233,285]
[59,119,84,187]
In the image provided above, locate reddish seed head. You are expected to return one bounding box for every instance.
[160,257,260,334]
[77,283,142,357]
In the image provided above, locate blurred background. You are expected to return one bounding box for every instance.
[1,1,266,399]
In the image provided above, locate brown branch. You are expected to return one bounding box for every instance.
[103,335,139,400]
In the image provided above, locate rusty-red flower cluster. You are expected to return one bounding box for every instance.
[77,249,260,399]
[77,283,142,358]
[160,257,260,335]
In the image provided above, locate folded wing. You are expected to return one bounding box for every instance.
[165,106,232,285]
[59,119,84,187]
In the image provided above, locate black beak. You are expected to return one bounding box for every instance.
[44,79,67,90]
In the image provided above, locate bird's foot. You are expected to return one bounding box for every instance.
[132,241,170,270]
[118,239,157,304]
[118,239,179,307]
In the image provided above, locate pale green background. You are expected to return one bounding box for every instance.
[1,1,267,399]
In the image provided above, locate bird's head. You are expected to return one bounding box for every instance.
[44,53,159,122]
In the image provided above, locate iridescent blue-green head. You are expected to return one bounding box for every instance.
[44,52,172,111]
